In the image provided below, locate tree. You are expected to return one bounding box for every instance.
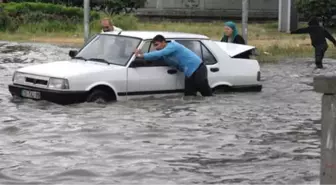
[295,0,336,27]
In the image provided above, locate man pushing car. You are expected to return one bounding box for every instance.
[134,34,213,97]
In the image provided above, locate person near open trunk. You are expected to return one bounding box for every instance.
[220,21,250,59]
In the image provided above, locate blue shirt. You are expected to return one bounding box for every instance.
[143,40,202,77]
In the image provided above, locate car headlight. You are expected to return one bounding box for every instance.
[13,72,25,83]
[48,77,69,89]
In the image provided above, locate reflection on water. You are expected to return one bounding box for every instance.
[0,41,330,184]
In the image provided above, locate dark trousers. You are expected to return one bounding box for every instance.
[315,44,328,68]
[184,63,213,96]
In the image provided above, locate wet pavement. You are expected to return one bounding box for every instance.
[0,41,332,184]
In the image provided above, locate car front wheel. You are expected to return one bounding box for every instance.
[86,90,112,104]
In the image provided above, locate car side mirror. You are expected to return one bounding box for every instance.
[69,50,78,58]
[129,57,146,68]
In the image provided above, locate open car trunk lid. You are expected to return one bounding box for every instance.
[214,41,256,58]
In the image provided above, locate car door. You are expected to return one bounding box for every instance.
[126,41,179,95]
[174,40,219,89]
[199,42,220,88]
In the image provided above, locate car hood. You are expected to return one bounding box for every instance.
[214,41,255,57]
[17,60,122,78]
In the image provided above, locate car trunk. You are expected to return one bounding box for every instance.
[214,41,256,59]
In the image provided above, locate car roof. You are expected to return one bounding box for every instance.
[101,31,209,40]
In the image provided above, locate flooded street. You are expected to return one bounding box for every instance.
[0,41,330,184]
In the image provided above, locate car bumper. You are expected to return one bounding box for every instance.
[8,84,88,105]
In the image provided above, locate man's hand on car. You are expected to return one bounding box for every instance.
[134,49,144,58]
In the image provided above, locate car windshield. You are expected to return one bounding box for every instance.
[75,34,141,66]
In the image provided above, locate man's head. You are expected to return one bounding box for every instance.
[308,16,319,26]
[101,18,114,32]
[152,34,167,50]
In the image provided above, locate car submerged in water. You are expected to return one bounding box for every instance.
[8,31,262,105]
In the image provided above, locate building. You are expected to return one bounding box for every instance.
[136,0,279,20]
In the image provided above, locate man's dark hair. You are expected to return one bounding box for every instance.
[152,34,166,43]
[308,16,319,26]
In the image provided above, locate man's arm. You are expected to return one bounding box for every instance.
[324,29,336,46]
[291,27,310,34]
[142,44,176,61]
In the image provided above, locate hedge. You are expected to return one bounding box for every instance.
[0,2,100,20]
[0,2,139,33]
[0,2,100,32]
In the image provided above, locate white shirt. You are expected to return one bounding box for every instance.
[101,26,122,34]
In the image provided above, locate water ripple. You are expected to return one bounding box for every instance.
[0,42,330,184]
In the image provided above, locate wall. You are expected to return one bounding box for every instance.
[136,0,279,20]
[314,75,336,184]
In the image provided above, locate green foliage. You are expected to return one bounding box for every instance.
[0,2,100,21]
[0,2,101,32]
[0,2,140,33]
[0,11,18,32]
[110,14,139,29]
[295,0,336,26]
[89,14,139,33]
[7,0,147,14]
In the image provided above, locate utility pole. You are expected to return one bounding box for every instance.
[156,0,163,10]
[242,0,249,44]
[84,0,90,43]
[278,0,298,33]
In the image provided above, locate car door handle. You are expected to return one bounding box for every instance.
[210,68,219,72]
[167,69,177,74]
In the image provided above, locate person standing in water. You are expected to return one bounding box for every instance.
[135,34,213,97]
[221,21,250,58]
[291,17,336,69]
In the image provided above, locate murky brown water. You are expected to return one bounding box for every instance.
[0,41,331,184]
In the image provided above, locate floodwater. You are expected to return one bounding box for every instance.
[0,41,330,184]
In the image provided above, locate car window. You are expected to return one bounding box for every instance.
[133,41,167,67]
[76,34,141,66]
[149,42,156,52]
[148,40,202,56]
[145,39,216,66]
[201,44,217,65]
[141,41,151,53]
[138,41,168,67]
[175,40,202,57]
[176,40,217,65]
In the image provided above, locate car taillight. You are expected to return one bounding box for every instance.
[257,71,261,81]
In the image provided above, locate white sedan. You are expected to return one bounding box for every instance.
[8,31,262,105]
